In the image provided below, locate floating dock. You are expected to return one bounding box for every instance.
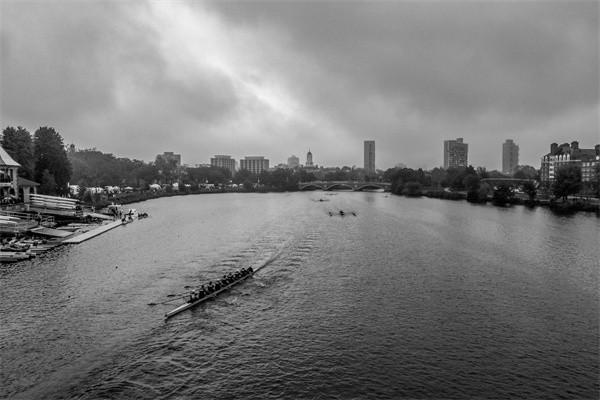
[62,220,123,244]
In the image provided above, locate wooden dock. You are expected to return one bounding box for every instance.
[62,220,123,244]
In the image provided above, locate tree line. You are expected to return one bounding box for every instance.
[3,125,596,201]
[2,126,71,195]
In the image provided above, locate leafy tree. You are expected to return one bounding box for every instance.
[233,168,254,185]
[463,174,481,202]
[403,181,422,196]
[2,126,34,178]
[522,181,537,201]
[492,184,514,205]
[553,164,582,200]
[298,169,317,182]
[39,169,57,195]
[154,155,179,184]
[476,167,489,179]
[514,165,539,180]
[430,167,447,188]
[478,182,492,201]
[33,127,71,195]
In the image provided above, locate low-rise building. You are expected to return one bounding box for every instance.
[210,155,236,176]
[0,146,39,202]
[239,156,269,175]
[540,141,600,184]
[0,147,19,200]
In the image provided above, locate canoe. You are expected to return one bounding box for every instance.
[165,270,254,319]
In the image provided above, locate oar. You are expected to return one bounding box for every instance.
[148,296,188,306]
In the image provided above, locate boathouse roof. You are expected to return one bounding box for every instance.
[0,146,21,167]
[17,177,39,187]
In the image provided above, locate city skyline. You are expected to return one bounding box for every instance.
[1,1,597,170]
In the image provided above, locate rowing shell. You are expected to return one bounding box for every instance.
[165,271,254,319]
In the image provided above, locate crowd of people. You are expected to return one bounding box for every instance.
[187,267,254,303]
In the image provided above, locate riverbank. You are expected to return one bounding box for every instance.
[82,185,600,215]
[420,189,599,213]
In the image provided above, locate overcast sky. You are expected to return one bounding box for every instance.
[1,0,598,170]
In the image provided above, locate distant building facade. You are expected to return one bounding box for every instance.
[287,155,300,169]
[443,138,468,169]
[540,141,600,184]
[364,140,375,174]
[156,151,181,167]
[210,155,236,176]
[240,156,269,175]
[306,150,314,167]
[502,139,519,175]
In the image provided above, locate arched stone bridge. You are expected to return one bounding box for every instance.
[299,181,391,191]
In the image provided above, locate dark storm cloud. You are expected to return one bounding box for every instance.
[208,0,598,167]
[0,1,597,169]
[210,1,598,118]
[0,0,238,159]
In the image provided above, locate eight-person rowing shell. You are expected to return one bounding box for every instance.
[165,267,254,319]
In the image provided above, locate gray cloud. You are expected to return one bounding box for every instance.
[1,0,597,170]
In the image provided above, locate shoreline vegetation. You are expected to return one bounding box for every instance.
[1,126,598,216]
[99,186,599,215]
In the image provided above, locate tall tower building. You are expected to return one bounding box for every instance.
[306,149,313,167]
[502,139,519,176]
[210,155,236,176]
[443,138,468,169]
[364,140,375,174]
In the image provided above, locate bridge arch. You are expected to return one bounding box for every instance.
[326,183,354,191]
[355,184,385,191]
[299,184,323,191]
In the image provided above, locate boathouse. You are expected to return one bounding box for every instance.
[0,146,20,201]
[0,146,39,203]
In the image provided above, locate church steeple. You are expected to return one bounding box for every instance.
[306,149,313,167]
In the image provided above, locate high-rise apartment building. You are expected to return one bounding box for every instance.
[364,140,375,174]
[443,138,468,169]
[210,155,236,176]
[287,155,299,169]
[239,156,269,175]
[502,139,519,176]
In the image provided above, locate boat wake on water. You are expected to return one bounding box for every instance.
[153,245,287,318]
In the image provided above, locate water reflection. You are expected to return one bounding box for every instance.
[1,192,598,399]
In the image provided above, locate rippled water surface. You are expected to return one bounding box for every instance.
[1,192,598,399]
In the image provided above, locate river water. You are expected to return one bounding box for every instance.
[0,192,598,399]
